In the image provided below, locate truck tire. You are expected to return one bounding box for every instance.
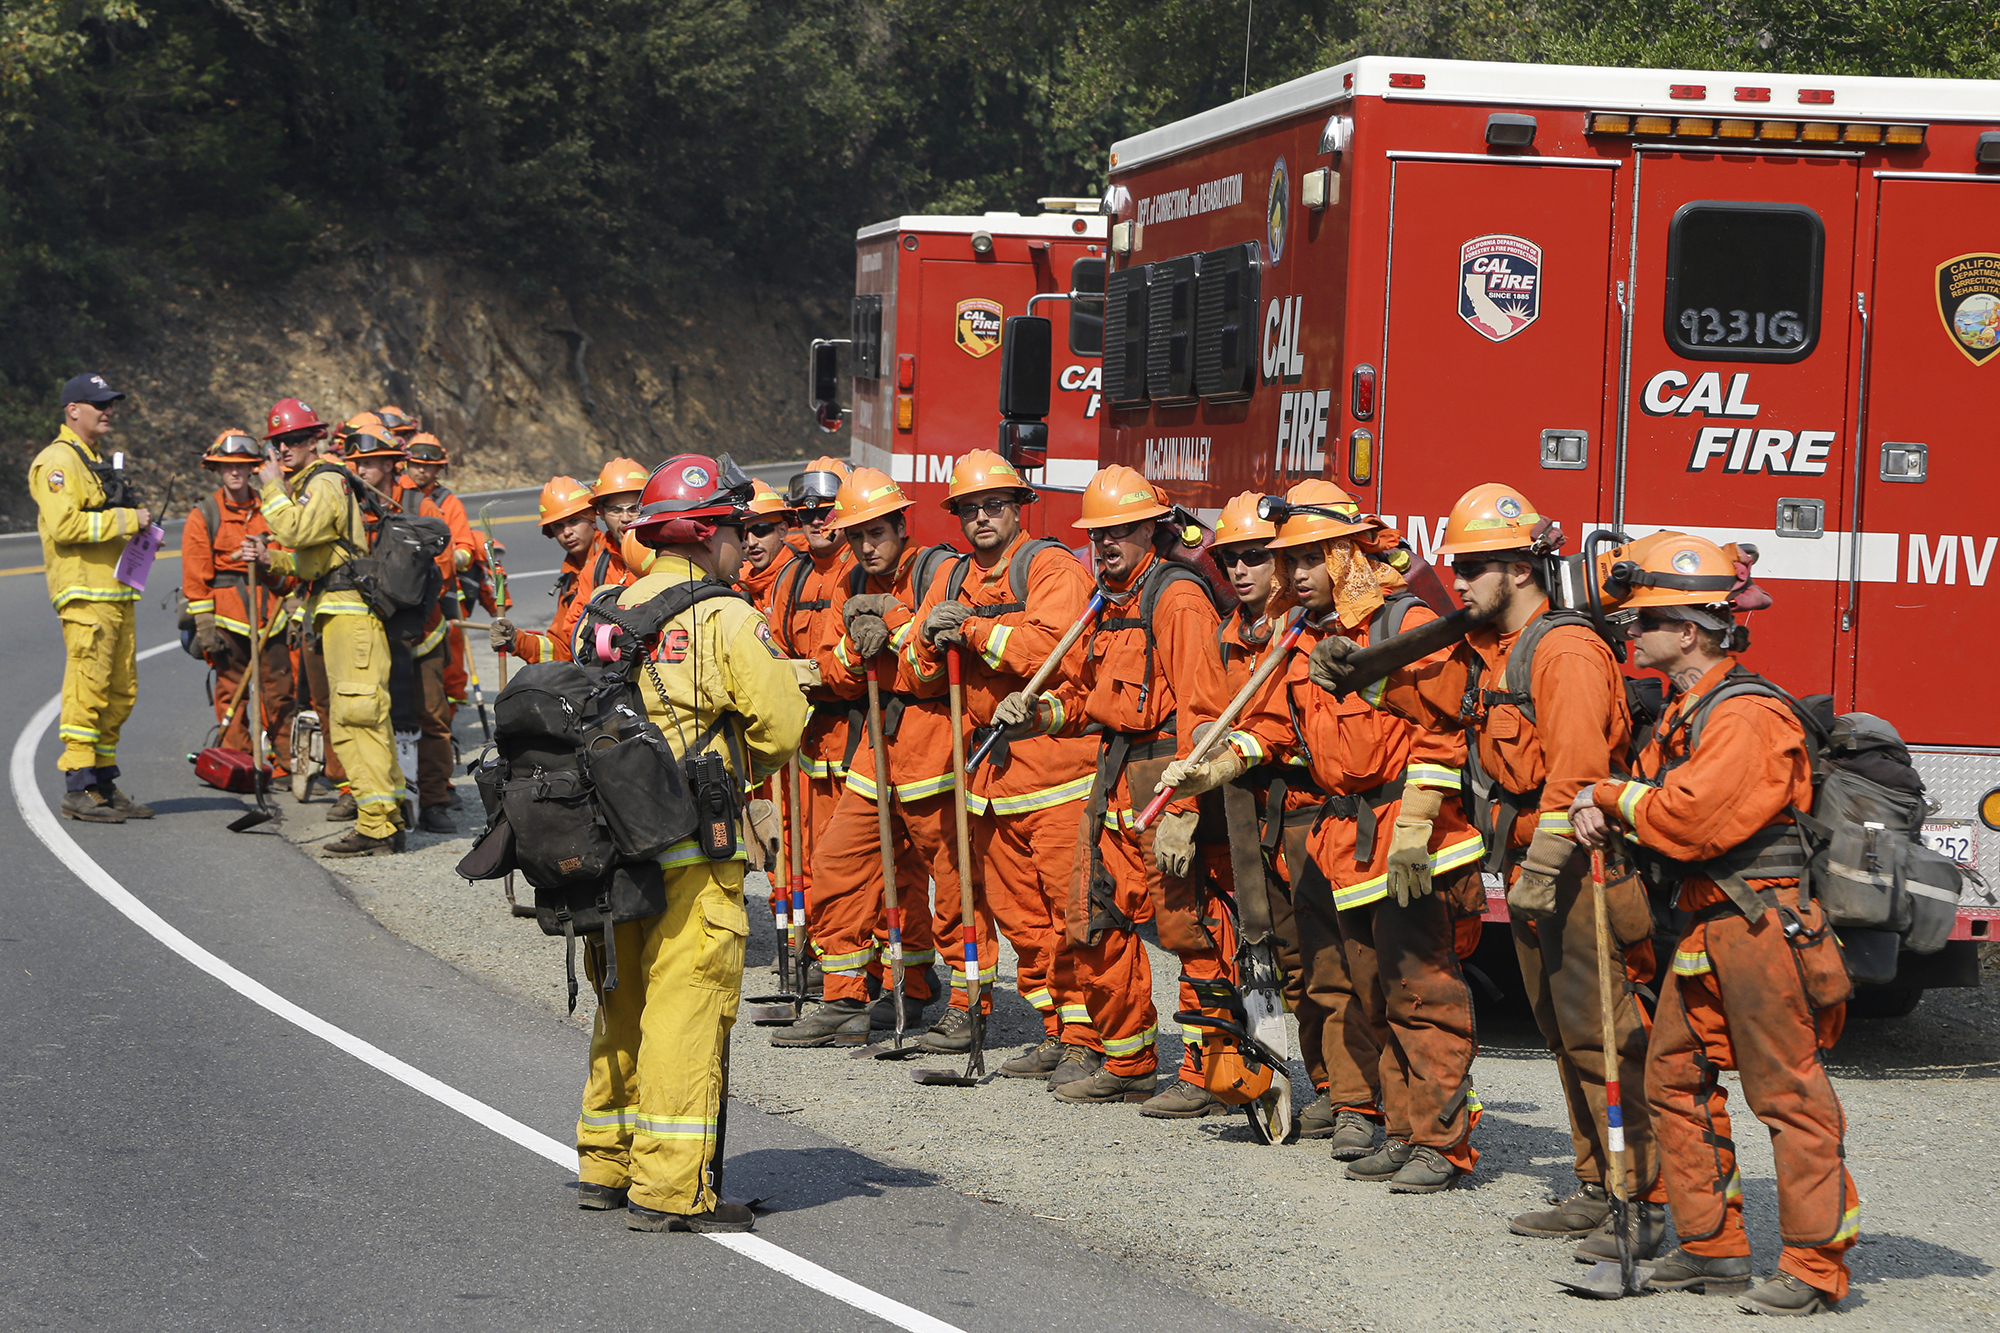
[1849,985,1924,1020]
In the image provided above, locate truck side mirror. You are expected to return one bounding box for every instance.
[996,316,1052,468]
[809,339,847,433]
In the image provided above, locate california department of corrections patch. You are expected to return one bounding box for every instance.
[756,621,786,658]
[1937,253,2000,365]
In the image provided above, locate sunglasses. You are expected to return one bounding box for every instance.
[1213,546,1273,569]
[1453,558,1511,578]
[794,505,834,522]
[952,498,1016,519]
[1092,519,1148,542]
[748,521,783,538]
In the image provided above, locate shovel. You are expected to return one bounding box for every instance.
[1557,847,1651,1300]
[228,582,278,833]
[852,660,925,1062]
[745,766,806,1025]
[913,646,987,1089]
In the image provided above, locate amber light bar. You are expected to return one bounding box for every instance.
[1588,111,1925,146]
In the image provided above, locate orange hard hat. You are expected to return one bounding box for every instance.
[376,405,419,437]
[594,456,651,500]
[746,479,790,517]
[827,467,912,531]
[1211,491,1277,548]
[1072,465,1170,530]
[203,428,263,467]
[1263,480,1371,549]
[1600,531,1766,628]
[335,419,405,461]
[943,449,1036,509]
[620,528,656,575]
[786,456,850,509]
[538,476,597,529]
[405,432,448,464]
[1435,482,1555,556]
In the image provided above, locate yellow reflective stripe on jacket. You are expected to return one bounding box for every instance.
[1832,1200,1860,1243]
[1537,810,1574,837]
[1617,780,1650,826]
[1058,1003,1091,1025]
[1226,730,1264,763]
[49,584,140,604]
[979,623,1013,670]
[1673,945,1714,977]
[966,773,1093,818]
[946,959,1001,984]
[845,768,955,804]
[59,724,100,744]
[1102,1021,1158,1057]
[1332,831,1485,910]
[1360,673,1391,710]
[798,754,844,779]
[1021,987,1055,1011]
[577,1105,638,1131]
[1405,762,1461,790]
[660,836,746,870]
[214,612,253,636]
[186,597,217,615]
[413,616,449,658]
[814,943,874,974]
[634,1113,715,1139]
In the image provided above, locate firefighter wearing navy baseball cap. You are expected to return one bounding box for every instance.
[566,453,805,1233]
[27,372,155,822]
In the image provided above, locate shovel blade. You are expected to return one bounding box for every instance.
[909,1068,978,1087]
[850,1039,927,1061]
[227,807,276,833]
[1555,1260,1654,1300]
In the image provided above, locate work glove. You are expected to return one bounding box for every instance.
[1307,633,1364,695]
[1508,827,1576,921]
[847,614,890,659]
[991,690,1052,736]
[922,600,973,646]
[454,546,473,572]
[843,593,898,628]
[1386,785,1445,907]
[1157,747,1248,800]
[1152,809,1200,879]
[744,798,782,872]
[191,611,229,660]
[489,618,517,653]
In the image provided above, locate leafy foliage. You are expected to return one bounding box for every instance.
[0,0,1993,423]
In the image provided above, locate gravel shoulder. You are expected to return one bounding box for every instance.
[277,636,2000,1332]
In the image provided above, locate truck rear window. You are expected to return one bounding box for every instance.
[1664,202,1822,362]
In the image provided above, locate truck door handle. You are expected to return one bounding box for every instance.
[1879,442,1927,483]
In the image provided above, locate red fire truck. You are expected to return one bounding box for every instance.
[1076,55,1998,1003]
[811,203,1108,546]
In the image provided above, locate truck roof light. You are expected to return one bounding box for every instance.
[1799,89,1835,105]
[1718,118,1756,139]
[1670,84,1706,100]
[1037,196,1102,214]
[1843,123,1882,144]
[1801,121,1841,142]
[1388,72,1425,89]
[1676,117,1714,136]
[1634,115,1671,136]
[1587,113,1630,134]
[970,230,994,256]
[1884,123,1927,145]
[1485,112,1537,147]
[1759,121,1799,140]
[1735,87,1771,102]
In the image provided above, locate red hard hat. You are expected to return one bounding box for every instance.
[628,453,755,548]
[264,397,327,440]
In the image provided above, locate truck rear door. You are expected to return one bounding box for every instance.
[1617,151,1861,689]
[1373,157,1620,556]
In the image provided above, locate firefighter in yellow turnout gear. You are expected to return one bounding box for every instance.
[573,454,806,1232]
[28,374,155,822]
[255,401,407,853]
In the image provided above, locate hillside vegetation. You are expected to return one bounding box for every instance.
[3,1,1992,521]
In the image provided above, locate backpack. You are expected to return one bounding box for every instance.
[1655,671,1963,983]
[848,542,965,604]
[943,536,1067,616]
[302,462,451,622]
[1091,556,1222,697]
[457,576,744,1010]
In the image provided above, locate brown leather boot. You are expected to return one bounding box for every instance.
[1509,1183,1610,1238]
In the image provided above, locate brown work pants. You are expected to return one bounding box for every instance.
[1290,861,1384,1115]
[1343,872,1483,1167]
[1512,843,1664,1199]
[415,640,452,809]
[210,630,295,768]
[1650,894,1857,1300]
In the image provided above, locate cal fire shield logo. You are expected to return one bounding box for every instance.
[955,298,1004,358]
[1459,234,1542,342]
[1937,253,2000,365]
[1266,157,1289,265]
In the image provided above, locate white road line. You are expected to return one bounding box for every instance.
[9,642,965,1333]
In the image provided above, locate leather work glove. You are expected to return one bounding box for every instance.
[744,798,782,871]
[454,546,473,572]
[1508,827,1576,921]
[191,611,229,660]
[922,599,973,646]
[1157,747,1247,800]
[992,690,1051,736]
[843,593,898,628]
[847,613,891,659]
[1307,634,1363,695]
[1386,785,1445,907]
[1152,808,1200,878]
[489,618,517,653]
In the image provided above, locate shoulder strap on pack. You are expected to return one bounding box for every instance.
[1488,607,1597,726]
[1365,589,1421,646]
[592,548,613,587]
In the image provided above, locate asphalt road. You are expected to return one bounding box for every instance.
[0,475,1290,1332]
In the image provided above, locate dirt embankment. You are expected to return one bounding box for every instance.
[4,252,843,530]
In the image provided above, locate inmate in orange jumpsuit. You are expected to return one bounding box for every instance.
[182,488,295,763]
[1590,659,1856,1299]
[738,537,810,936]
[1245,601,1485,1168]
[810,545,964,1007]
[911,535,1100,1041]
[1046,552,1235,1081]
[400,477,478,706]
[509,533,632,664]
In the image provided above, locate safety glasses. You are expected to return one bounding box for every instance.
[747,521,784,538]
[1091,519,1148,542]
[952,498,1016,519]
[1213,546,1273,569]
[597,501,644,517]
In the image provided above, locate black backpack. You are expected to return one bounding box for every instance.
[302,462,451,623]
[457,577,745,1009]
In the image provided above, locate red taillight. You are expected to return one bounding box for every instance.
[1670,84,1706,100]
[1350,364,1376,422]
[897,353,916,390]
[1734,86,1771,102]
[1799,89,1835,105]
[1388,72,1425,89]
